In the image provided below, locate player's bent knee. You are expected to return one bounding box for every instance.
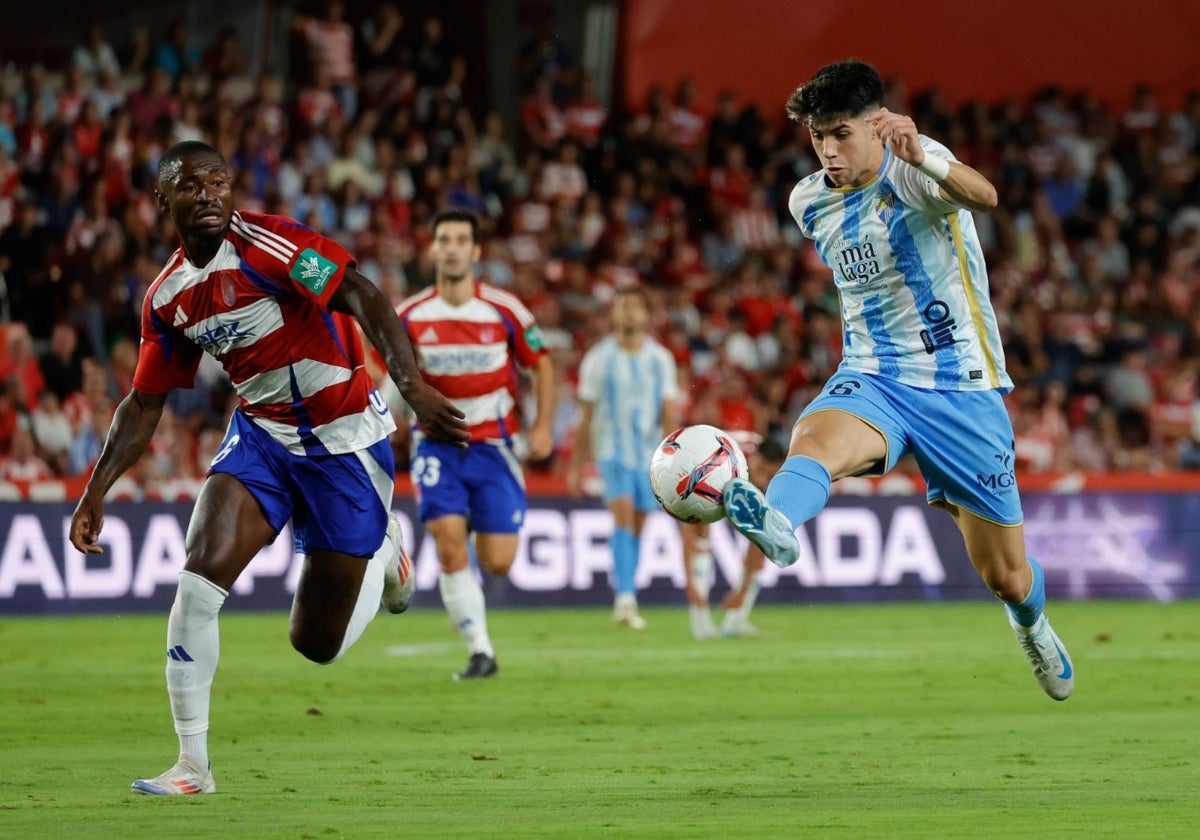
[479,554,515,576]
[979,562,1029,603]
[289,625,341,664]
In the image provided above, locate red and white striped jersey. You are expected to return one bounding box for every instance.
[395,282,547,443]
[133,210,395,455]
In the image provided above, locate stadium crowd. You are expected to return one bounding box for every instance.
[2,8,1200,495]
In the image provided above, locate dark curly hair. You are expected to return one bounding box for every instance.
[785,60,885,124]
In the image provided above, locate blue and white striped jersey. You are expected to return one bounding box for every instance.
[789,137,1012,392]
[577,335,679,469]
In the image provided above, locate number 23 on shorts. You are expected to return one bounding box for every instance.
[412,455,442,487]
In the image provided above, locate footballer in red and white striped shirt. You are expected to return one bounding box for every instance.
[395,208,555,681]
[70,142,467,794]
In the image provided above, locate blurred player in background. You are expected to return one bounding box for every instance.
[684,435,786,639]
[395,209,554,680]
[69,141,468,795]
[722,60,1075,700]
[569,286,678,629]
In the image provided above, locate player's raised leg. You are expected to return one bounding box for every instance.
[724,406,887,567]
[131,472,275,795]
[950,508,1073,700]
[287,433,405,664]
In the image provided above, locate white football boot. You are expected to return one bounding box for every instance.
[1007,611,1074,701]
[380,512,415,614]
[131,755,216,795]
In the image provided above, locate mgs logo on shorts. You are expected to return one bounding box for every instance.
[977,451,1017,496]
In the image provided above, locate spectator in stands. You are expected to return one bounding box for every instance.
[565,71,605,149]
[31,389,72,475]
[521,77,566,154]
[74,23,121,80]
[294,0,358,120]
[1,424,52,482]
[127,67,179,139]
[203,25,248,84]
[154,18,198,82]
[38,324,86,401]
[415,16,455,120]
[0,202,54,339]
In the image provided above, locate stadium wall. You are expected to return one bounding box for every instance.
[2,491,1194,614]
[620,0,1200,114]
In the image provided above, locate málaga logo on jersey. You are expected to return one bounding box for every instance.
[836,238,882,285]
[289,248,338,294]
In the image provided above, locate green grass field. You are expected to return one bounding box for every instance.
[2,601,1198,838]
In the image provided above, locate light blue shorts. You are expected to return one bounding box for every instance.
[800,372,1023,525]
[209,410,395,556]
[597,460,659,513]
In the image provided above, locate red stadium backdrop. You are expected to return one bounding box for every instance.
[620,0,1200,116]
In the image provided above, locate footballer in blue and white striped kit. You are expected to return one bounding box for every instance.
[722,60,1075,701]
[570,286,679,629]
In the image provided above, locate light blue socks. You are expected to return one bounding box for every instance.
[765,455,832,527]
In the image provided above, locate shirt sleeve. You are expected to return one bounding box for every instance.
[496,296,548,370]
[576,348,601,403]
[892,136,959,214]
[233,212,356,309]
[658,347,680,401]
[132,298,203,394]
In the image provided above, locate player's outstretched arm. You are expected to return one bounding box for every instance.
[566,400,595,496]
[866,108,998,213]
[331,266,469,445]
[70,389,168,554]
[527,355,555,460]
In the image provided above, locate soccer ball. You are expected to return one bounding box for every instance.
[650,425,749,524]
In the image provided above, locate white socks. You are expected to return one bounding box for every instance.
[329,536,390,662]
[166,571,227,769]
[722,572,762,633]
[439,568,494,657]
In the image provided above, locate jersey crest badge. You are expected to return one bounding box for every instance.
[221,275,237,307]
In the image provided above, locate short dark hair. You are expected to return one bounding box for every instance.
[614,284,649,307]
[785,59,884,124]
[431,208,480,242]
[158,140,225,187]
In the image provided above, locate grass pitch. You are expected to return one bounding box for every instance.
[1,601,1198,838]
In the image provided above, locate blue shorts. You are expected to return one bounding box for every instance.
[411,438,526,533]
[800,372,1023,526]
[597,460,659,513]
[209,410,395,556]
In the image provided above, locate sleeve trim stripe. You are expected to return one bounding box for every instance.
[235,213,300,255]
[231,216,292,264]
[479,286,535,327]
[395,287,438,318]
